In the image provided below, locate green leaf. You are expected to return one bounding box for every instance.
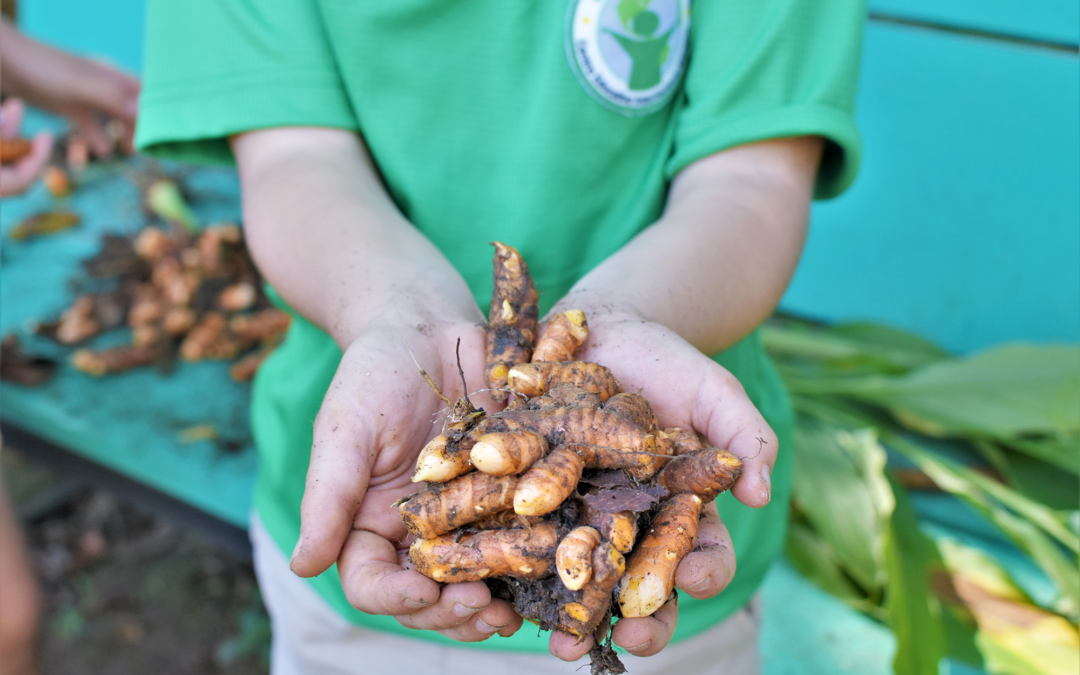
[1004,450,1080,511]
[792,421,895,593]
[889,435,1080,619]
[886,478,948,675]
[1002,436,1080,475]
[763,320,947,374]
[785,520,883,618]
[786,345,1080,439]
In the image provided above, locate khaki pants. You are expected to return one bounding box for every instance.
[251,516,760,675]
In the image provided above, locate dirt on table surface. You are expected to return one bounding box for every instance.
[2,449,270,675]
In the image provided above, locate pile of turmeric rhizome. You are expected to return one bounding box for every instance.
[400,243,743,674]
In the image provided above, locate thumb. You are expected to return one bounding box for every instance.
[290,394,377,578]
[693,363,779,509]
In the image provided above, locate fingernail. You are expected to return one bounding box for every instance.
[403,597,433,609]
[626,639,651,654]
[760,464,772,503]
[453,603,481,617]
[684,576,711,593]
[290,538,302,564]
[476,618,500,633]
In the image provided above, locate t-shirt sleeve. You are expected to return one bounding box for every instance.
[135,0,357,165]
[666,0,865,199]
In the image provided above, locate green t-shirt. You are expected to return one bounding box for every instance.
[137,0,864,653]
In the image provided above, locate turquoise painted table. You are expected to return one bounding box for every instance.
[0,152,255,528]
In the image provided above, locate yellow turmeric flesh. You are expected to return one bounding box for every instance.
[616,494,702,618]
[532,310,589,363]
[559,542,625,639]
[513,446,585,516]
[400,473,518,539]
[413,434,474,483]
[483,242,539,400]
[582,503,638,555]
[470,431,548,476]
[507,361,621,402]
[410,522,559,583]
[556,526,601,591]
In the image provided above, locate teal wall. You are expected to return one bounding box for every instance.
[18,0,146,74]
[17,0,1080,355]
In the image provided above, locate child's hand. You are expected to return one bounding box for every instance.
[0,20,139,156]
[542,307,777,661]
[0,98,53,197]
[289,319,524,642]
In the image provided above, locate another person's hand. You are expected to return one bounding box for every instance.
[0,19,139,156]
[0,98,52,197]
[542,307,777,661]
[289,309,523,642]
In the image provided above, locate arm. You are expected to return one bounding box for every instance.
[548,136,822,660]
[232,127,521,642]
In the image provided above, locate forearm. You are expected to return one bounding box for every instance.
[557,137,822,355]
[233,128,482,347]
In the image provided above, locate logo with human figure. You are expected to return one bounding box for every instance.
[568,0,691,114]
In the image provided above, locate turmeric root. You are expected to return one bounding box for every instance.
[0,137,33,164]
[43,166,72,198]
[514,446,585,516]
[400,472,518,539]
[55,296,101,345]
[507,361,621,401]
[662,427,705,455]
[229,309,290,343]
[483,242,539,400]
[218,282,257,312]
[410,521,558,583]
[180,312,240,361]
[556,526,600,591]
[656,447,743,502]
[616,493,702,618]
[131,324,162,348]
[582,503,638,555]
[133,227,175,262]
[151,257,201,306]
[469,510,541,530]
[559,542,625,639]
[603,392,659,435]
[493,407,654,457]
[471,431,548,476]
[413,434,474,483]
[532,310,589,363]
[529,383,602,410]
[127,289,167,327]
[230,348,271,382]
[71,345,158,376]
[162,306,197,336]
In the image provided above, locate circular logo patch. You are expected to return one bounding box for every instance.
[567,0,691,115]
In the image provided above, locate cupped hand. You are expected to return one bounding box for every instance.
[289,319,523,642]
[544,308,778,660]
[0,98,53,197]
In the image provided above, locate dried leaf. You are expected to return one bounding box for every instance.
[9,211,80,241]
